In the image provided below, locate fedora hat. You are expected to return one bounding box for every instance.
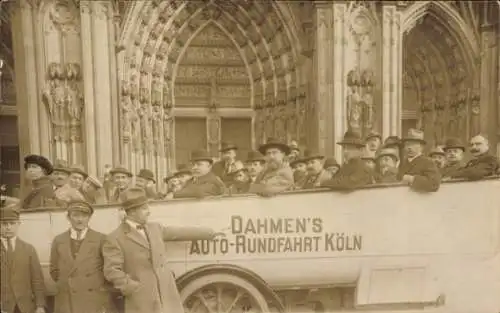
[0,207,20,222]
[337,131,365,147]
[402,128,426,144]
[258,138,291,155]
[443,137,466,151]
[67,200,94,215]
[53,159,70,174]
[120,187,148,211]
[137,169,156,183]
[24,154,54,175]
[323,157,340,169]
[245,151,265,163]
[365,131,382,142]
[383,136,401,148]
[429,146,445,157]
[219,142,238,152]
[69,164,88,179]
[376,148,399,161]
[190,150,214,164]
[300,149,325,163]
[110,166,133,177]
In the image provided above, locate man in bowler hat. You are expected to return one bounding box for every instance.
[102,187,223,313]
[1,207,46,313]
[50,200,116,313]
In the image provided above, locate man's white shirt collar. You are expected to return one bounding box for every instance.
[126,219,147,238]
[1,236,16,250]
[70,227,89,240]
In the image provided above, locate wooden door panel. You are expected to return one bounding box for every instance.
[174,118,207,166]
[220,118,252,161]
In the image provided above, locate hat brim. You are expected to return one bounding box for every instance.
[376,153,399,161]
[337,140,365,147]
[443,145,465,151]
[402,138,426,144]
[110,170,133,177]
[122,197,149,211]
[137,175,156,184]
[258,143,291,155]
[71,169,88,179]
[220,146,238,152]
[301,155,325,163]
[366,134,382,141]
[53,168,71,174]
[429,152,445,156]
[191,157,214,164]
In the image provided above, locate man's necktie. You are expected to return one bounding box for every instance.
[6,238,14,266]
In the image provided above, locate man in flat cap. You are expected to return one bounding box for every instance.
[249,138,294,196]
[211,142,242,184]
[135,169,158,199]
[50,201,116,313]
[51,159,70,190]
[80,175,106,204]
[67,165,88,190]
[108,166,133,203]
[1,207,46,313]
[398,129,441,192]
[322,131,373,191]
[300,150,333,190]
[103,188,224,313]
[22,154,58,209]
[428,147,447,173]
[365,131,382,154]
[174,150,226,199]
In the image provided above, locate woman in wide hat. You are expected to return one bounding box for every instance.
[22,154,59,209]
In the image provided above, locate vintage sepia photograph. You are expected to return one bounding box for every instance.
[0,0,499,312]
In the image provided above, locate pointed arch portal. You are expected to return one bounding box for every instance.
[118,0,301,170]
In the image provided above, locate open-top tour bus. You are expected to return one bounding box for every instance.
[18,177,500,313]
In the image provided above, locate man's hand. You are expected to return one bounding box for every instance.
[402,175,415,185]
[35,307,45,313]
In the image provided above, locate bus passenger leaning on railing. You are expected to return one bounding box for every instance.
[21,155,60,210]
[248,138,294,197]
[448,134,499,181]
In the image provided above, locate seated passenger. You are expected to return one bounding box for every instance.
[290,156,308,189]
[21,154,59,209]
[80,175,106,204]
[398,129,441,192]
[365,131,382,155]
[51,159,70,190]
[107,166,133,203]
[287,140,301,164]
[67,165,88,190]
[428,147,447,173]
[249,138,294,197]
[382,136,402,161]
[245,151,266,183]
[300,150,332,189]
[228,166,251,195]
[374,148,399,183]
[321,131,373,191]
[441,137,467,178]
[211,142,242,185]
[174,150,226,199]
[135,169,158,199]
[160,165,193,199]
[450,134,499,180]
[323,157,340,177]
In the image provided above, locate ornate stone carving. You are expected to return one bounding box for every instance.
[174,85,210,98]
[181,47,242,64]
[49,0,80,33]
[346,68,375,136]
[176,65,248,81]
[42,62,84,143]
[216,85,250,98]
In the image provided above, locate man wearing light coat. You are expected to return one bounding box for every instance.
[102,187,221,313]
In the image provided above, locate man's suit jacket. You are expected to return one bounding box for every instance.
[1,238,46,313]
[174,172,226,199]
[22,176,58,210]
[249,163,294,196]
[450,153,499,180]
[321,158,373,191]
[301,170,333,189]
[102,222,216,313]
[398,155,441,192]
[50,229,116,313]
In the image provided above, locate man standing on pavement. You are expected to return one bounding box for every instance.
[50,200,116,313]
[0,206,46,313]
[102,188,224,313]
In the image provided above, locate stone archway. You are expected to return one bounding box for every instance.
[118,0,302,179]
[401,1,480,148]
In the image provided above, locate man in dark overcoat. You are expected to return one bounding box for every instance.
[102,188,222,313]
[450,134,499,180]
[1,207,46,313]
[50,200,116,313]
[398,128,441,192]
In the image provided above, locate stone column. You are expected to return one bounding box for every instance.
[382,3,403,138]
[478,19,499,156]
[80,1,116,177]
[10,0,45,194]
[314,1,334,157]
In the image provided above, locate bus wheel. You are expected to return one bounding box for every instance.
[180,273,271,313]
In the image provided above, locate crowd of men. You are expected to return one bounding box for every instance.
[1,127,500,210]
[1,128,500,313]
